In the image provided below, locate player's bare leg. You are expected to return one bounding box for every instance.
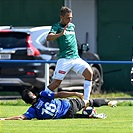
[82,67,93,100]
[46,79,62,92]
[89,99,118,107]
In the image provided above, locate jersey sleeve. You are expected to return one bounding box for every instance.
[49,24,59,34]
[23,107,37,120]
[39,90,54,100]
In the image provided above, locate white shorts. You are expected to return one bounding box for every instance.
[52,58,90,80]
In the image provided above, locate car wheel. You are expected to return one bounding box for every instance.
[91,67,102,94]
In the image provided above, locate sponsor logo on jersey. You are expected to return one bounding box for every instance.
[65,31,75,35]
[58,70,66,74]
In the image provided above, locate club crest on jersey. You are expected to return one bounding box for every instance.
[58,70,66,74]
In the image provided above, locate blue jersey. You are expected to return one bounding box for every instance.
[23,91,70,120]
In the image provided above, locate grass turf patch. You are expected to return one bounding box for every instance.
[0,105,133,133]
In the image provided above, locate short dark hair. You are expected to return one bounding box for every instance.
[60,6,72,16]
[21,89,36,104]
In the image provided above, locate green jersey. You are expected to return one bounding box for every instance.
[50,22,79,59]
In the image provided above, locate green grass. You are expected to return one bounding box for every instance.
[90,92,133,98]
[0,102,133,133]
[0,99,27,106]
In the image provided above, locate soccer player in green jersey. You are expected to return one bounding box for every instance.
[46,6,93,100]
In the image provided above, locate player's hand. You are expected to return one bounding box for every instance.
[76,92,84,100]
[61,23,69,35]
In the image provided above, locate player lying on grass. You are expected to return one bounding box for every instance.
[0,89,117,120]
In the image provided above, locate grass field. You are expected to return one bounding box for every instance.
[0,100,133,133]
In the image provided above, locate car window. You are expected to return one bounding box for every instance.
[44,40,58,48]
[37,33,58,48]
[0,32,27,48]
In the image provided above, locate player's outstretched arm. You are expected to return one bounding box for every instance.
[54,91,83,99]
[0,115,27,120]
[46,24,69,41]
[46,32,63,41]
